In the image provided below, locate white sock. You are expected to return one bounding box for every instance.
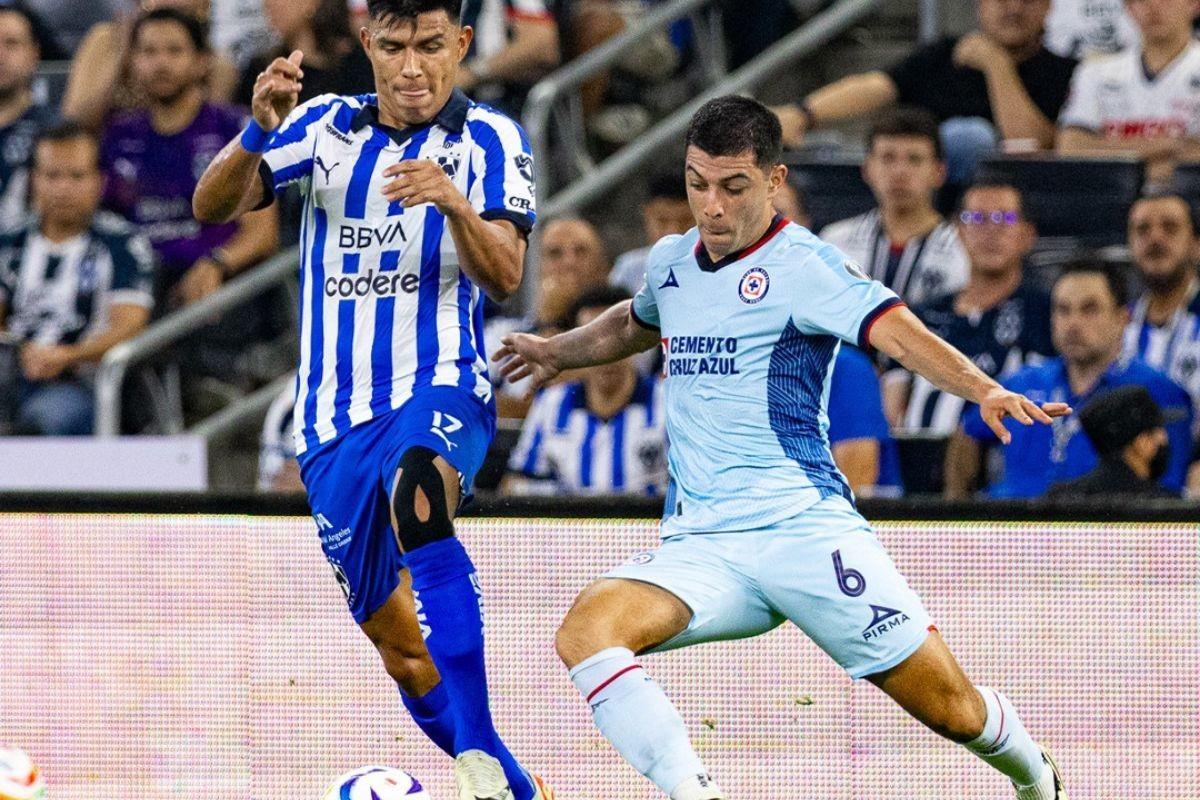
[964,687,1050,793]
[569,647,714,797]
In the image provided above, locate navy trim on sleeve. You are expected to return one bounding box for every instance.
[253,160,276,211]
[630,304,660,331]
[857,297,906,350]
[480,208,534,235]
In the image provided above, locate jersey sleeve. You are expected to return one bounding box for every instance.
[1057,58,1103,131]
[1154,378,1194,492]
[108,232,155,308]
[466,111,537,233]
[260,93,343,197]
[793,244,903,348]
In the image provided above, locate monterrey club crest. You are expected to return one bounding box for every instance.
[739,267,770,304]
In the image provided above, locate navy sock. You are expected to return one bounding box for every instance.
[406,538,534,800]
[400,681,455,756]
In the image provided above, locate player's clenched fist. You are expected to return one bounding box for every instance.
[381,160,468,215]
[252,50,305,131]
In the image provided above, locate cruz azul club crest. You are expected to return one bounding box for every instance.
[739,267,770,304]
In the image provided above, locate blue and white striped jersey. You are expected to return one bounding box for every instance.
[507,375,668,496]
[259,90,537,454]
[631,215,901,535]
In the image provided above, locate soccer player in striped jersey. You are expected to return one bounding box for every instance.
[498,96,1071,800]
[192,2,547,799]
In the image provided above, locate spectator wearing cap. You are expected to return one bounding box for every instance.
[945,258,1193,498]
[773,0,1076,183]
[1057,0,1200,183]
[610,173,695,295]
[1046,385,1179,497]
[503,286,667,496]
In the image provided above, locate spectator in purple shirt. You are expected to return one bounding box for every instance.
[99,7,277,310]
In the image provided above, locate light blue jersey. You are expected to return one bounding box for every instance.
[630,215,902,536]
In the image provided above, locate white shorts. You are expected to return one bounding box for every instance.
[605,494,932,679]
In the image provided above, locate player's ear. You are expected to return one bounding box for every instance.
[767,163,787,199]
[359,24,372,54]
[457,24,474,60]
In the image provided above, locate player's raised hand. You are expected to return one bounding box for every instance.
[979,386,1071,445]
[252,50,304,131]
[492,332,560,390]
[380,160,467,215]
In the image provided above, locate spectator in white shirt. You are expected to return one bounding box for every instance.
[1058,0,1200,182]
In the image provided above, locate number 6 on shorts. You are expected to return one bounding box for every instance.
[832,549,866,597]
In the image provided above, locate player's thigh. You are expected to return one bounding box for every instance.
[300,430,406,626]
[556,578,693,668]
[381,388,495,537]
[757,495,932,680]
[595,534,785,658]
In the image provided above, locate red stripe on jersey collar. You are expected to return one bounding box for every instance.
[694,214,789,273]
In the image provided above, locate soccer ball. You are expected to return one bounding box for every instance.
[320,766,430,800]
[0,747,45,800]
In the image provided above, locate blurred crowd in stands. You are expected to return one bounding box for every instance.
[4,0,1200,502]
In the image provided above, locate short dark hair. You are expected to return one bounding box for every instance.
[867,107,942,160]
[568,285,633,325]
[33,121,97,167]
[959,177,1027,219]
[1054,256,1129,309]
[685,95,782,170]
[367,0,461,26]
[1132,188,1200,235]
[131,7,210,53]
[647,172,687,203]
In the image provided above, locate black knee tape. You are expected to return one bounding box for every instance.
[392,446,455,552]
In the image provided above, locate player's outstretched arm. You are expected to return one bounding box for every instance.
[194,51,305,224]
[869,305,1071,444]
[493,299,659,390]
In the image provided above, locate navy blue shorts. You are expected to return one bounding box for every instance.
[298,387,495,623]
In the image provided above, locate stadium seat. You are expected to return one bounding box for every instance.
[1169,161,1200,206]
[977,155,1144,247]
[785,156,876,233]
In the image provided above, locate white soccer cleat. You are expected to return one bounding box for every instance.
[1015,748,1067,800]
[454,750,513,800]
[670,773,726,800]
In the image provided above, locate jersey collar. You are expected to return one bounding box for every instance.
[350,88,471,145]
[693,214,788,273]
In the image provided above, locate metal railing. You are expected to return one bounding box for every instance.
[538,0,890,221]
[522,0,727,197]
[94,250,299,437]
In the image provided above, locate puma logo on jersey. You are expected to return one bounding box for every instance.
[314,155,340,183]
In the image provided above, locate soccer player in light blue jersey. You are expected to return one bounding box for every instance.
[193,2,549,799]
[496,96,1072,800]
